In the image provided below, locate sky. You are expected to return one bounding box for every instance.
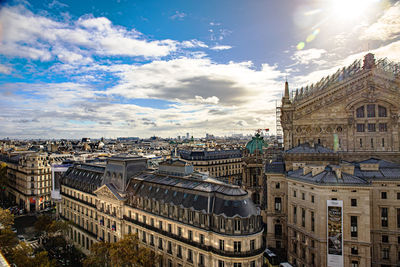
[0,0,400,139]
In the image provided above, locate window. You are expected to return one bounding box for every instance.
[302,193,305,200]
[371,138,374,148]
[382,235,389,243]
[351,261,359,267]
[219,217,225,230]
[199,254,204,266]
[382,192,387,199]
[368,123,376,132]
[367,104,375,117]
[187,249,193,262]
[382,138,385,147]
[378,105,387,117]
[382,208,388,227]
[382,248,389,260]
[351,216,358,237]
[397,209,400,228]
[293,206,297,224]
[233,264,242,267]
[219,239,224,250]
[158,238,163,250]
[250,239,255,250]
[360,138,363,147]
[250,261,256,267]
[351,246,358,255]
[200,234,204,244]
[234,241,241,252]
[311,212,315,232]
[276,183,280,189]
[167,241,172,254]
[275,224,282,237]
[218,260,225,267]
[177,245,182,258]
[188,230,193,241]
[356,106,364,118]
[159,221,163,230]
[178,227,182,237]
[301,208,305,227]
[168,223,172,233]
[379,123,388,132]
[293,190,297,197]
[234,220,241,231]
[357,124,365,132]
[351,199,357,207]
[311,195,314,203]
[275,197,282,212]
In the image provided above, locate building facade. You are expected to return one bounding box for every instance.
[59,156,265,267]
[0,152,68,211]
[265,53,400,267]
[177,149,243,185]
[280,53,400,163]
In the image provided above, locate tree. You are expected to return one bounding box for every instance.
[11,242,56,267]
[0,208,17,253]
[35,215,53,232]
[82,241,110,267]
[47,220,70,235]
[83,234,160,267]
[0,208,14,229]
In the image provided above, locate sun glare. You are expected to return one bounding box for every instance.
[330,0,380,21]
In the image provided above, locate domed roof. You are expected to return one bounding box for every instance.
[245,133,266,154]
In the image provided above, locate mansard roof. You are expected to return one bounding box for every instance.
[62,163,105,193]
[287,158,400,185]
[127,172,259,218]
[288,166,368,186]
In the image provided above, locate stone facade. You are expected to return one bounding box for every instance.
[59,156,265,267]
[281,53,400,163]
[0,152,67,211]
[265,53,400,267]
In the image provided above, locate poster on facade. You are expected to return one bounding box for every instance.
[327,200,343,267]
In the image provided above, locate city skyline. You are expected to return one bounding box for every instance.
[1,0,400,139]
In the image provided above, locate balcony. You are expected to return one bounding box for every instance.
[123,215,266,258]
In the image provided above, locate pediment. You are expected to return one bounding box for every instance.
[94,184,122,201]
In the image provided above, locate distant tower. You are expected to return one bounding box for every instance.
[186,132,190,139]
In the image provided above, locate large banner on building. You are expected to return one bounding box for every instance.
[327,200,343,267]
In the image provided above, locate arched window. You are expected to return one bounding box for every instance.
[378,105,387,117]
[356,106,364,118]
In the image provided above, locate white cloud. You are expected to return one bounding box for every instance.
[211,45,232,51]
[169,11,186,20]
[0,5,188,62]
[360,2,400,41]
[291,48,326,65]
[0,64,12,74]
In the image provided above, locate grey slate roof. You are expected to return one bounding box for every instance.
[62,163,105,193]
[265,161,285,173]
[287,166,368,185]
[287,158,400,185]
[127,172,259,218]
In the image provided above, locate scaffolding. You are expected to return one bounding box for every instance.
[275,100,283,147]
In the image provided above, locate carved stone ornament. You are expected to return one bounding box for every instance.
[96,186,118,200]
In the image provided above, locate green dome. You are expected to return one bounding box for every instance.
[245,133,267,154]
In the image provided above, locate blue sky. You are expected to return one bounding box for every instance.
[0,0,400,138]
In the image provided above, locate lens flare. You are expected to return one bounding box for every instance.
[297,42,305,50]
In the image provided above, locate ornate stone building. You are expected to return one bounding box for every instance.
[264,53,400,267]
[59,156,265,267]
[281,53,400,163]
